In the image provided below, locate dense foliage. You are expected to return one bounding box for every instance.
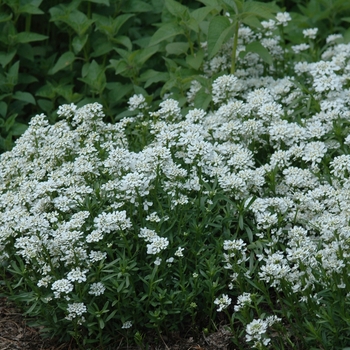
[1,0,350,349]
[0,0,350,151]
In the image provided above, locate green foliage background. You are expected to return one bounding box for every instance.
[0,0,350,152]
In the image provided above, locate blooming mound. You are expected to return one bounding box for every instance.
[1,37,350,348]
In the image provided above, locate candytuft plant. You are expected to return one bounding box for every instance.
[2,1,350,349]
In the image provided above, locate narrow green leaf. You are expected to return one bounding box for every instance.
[243,41,273,65]
[149,22,184,46]
[49,51,75,75]
[13,91,36,105]
[14,32,48,43]
[207,16,232,59]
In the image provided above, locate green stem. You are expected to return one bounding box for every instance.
[230,20,240,74]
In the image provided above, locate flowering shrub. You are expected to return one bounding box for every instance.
[2,8,350,350]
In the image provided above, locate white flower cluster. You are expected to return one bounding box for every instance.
[214,294,232,312]
[1,19,350,345]
[245,316,281,348]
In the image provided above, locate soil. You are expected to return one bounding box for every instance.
[0,297,234,350]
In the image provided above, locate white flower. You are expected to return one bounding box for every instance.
[128,94,147,111]
[146,237,169,254]
[89,282,106,296]
[275,12,291,26]
[51,279,74,298]
[212,75,241,104]
[234,292,252,312]
[154,257,162,265]
[174,247,184,257]
[214,294,231,312]
[122,321,132,329]
[292,44,310,54]
[65,303,87,321]
[303,28,318,39]
[67,267,88,283]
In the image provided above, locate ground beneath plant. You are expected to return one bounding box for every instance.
[0,297,234,350]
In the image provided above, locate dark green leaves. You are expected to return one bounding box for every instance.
[207,16,233,59]
[49,51,75,75]
[240,41,273,65]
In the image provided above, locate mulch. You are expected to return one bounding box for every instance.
[0,297,234,350]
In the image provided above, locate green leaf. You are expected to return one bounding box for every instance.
[67,10,95,36]
[19,4,44,15]
[83,0,109,5]
[190,6,214,23]
[49,51,75,75]
[0,12,13,23]
[243,41,273,65]
[14,32,48,43]
[109,59,128,75]
[72,35,88,54]
[165,0,188,18]
[122,0,153,12]
[193,88,211,110]
[134,45,159,66]
[242,1,276,20]
[197,0,220,8]
[78,60,106,94]
[11,122,28,136]
[186,49,204,70]
[149,22,184,46]
[140,69,169,88]
[114,35,132,51]
[166,42,189,55]
[0,50,16,68]
[4,114,17,132]
[342,17,350,23]
[107,82,133,105]
[207,16,233,59]
[37,99,54,114]
[0,101,7,117]
[93,13,134,38]
[241,15,262,28]
[7,61,19,84]
[13,91,36,105]
[35,84,55,99]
